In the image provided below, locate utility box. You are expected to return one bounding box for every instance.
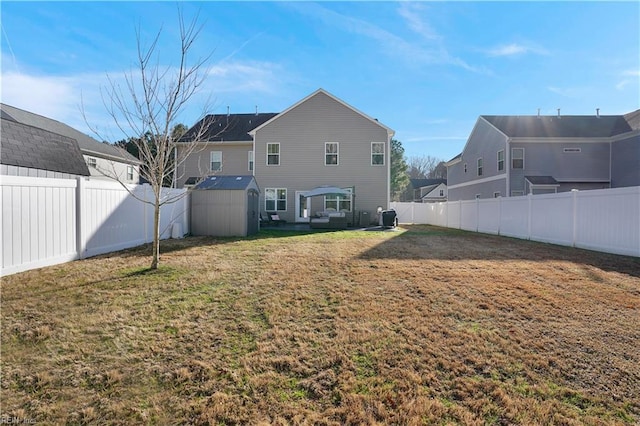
[359,210,370,227]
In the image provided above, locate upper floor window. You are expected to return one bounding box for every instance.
[127,165,134,181]
[210,151,222,172]
[267,143,280,166]
[464,163,467,173]
[371,142,385,165]
[512,148,524,169]
[87,157,97,168]
[497,150,505,171]
[325,142,339,165]
[248,151,254,172]
[477,158,483,176]
[265,188,287,211]
[439,189,444,197]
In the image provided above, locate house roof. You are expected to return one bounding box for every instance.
[248,88,395,137]
[1,118,90,176]
[410,178,447,189]
[525,176,559,185]
[482,113,632,138]
[180,113,278,143]
[0,103,139,164]
[192,175,258,190]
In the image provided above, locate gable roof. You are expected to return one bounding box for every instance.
[410,178,447,189]
[192,175,258,190]
[180,113,278,143]
[1,118,90,176]
[482,112,639,139]
[0,104,139,164]
[248,88,395,137]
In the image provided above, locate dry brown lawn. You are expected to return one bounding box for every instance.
[1,225,639,425]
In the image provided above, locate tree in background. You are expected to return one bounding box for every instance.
[115,123,188,186]
[390,138,410,202]
[93,10,216,270]
[407,155,446,179]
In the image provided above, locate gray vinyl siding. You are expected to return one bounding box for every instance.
[611,133,640,187]
[176,143,252,187]
[1,164,77,179]
[509,141,610,192]
[254,91,389,222]
[447,119,507,201]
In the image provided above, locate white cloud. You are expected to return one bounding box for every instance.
[486,42,549,57]
[288,2,487,74]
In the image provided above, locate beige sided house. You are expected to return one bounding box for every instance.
[178,89,395,225]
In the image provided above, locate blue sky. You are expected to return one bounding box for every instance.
[1,1,638,162]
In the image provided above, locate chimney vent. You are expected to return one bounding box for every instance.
[227,106,230,116]
[557,108,561,118]
[537,108,541,118]
[596,108,600,118]
[255,105,258,116]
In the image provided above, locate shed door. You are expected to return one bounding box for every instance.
[247,189,259,235]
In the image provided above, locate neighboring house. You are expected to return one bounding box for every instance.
[446,109,640,201]
[406,178,447,202]
[178,89,395,224]
[1,115,90,178]
[0,104,141,184]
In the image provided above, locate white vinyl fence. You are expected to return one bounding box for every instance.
[1,176,190,276]
[391,186,640,257]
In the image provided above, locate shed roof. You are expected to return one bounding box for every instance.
[192,175,258,190]
[525,176,559,185]
[1,118,90,176]
[180,113,278,143]
[0,103,139,163]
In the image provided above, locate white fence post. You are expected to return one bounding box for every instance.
[572,189,579,248]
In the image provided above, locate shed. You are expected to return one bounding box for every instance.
[190,175,260,237]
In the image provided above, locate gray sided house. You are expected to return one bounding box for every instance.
[1,104,141,183]
[407,178,447,202]
[190,175,260,237]
[446,109,640,201]
[179,89,395,225]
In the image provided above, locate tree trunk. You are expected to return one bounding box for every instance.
[151,197,161,269]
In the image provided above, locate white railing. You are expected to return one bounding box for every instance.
[391,186,640,257]
[1,176,190,276]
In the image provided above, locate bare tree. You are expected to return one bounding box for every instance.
[88,10,217,269]
[407,155,444,179]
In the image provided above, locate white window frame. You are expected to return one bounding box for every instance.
[267,143,280,166]
[265,188,287,211]
[497,150,505,171]
[325,142,339,166]
[371,142,385,166]
[87,157,97,168]
[248,150,254,172]
[127,165,134,181]
[210,151,222,172]
[439,189,444,197]
[512,148,524,169]
[464,163,467,173]
[324,188,352,212]
[477,158,483,176]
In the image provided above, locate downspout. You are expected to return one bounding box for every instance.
[505,137,511,196]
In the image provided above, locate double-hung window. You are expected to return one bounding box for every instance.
[512,148,524,169]
[325,142,339,165]
[267,143,280,166]
[371,142,385,165]
[248,151,254,172]
[127,165,134,181]
[477,158,483,176]
[210,151,222,172]
[87,157,97,168]
[497,150,505,171]
[265,188,287,211]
